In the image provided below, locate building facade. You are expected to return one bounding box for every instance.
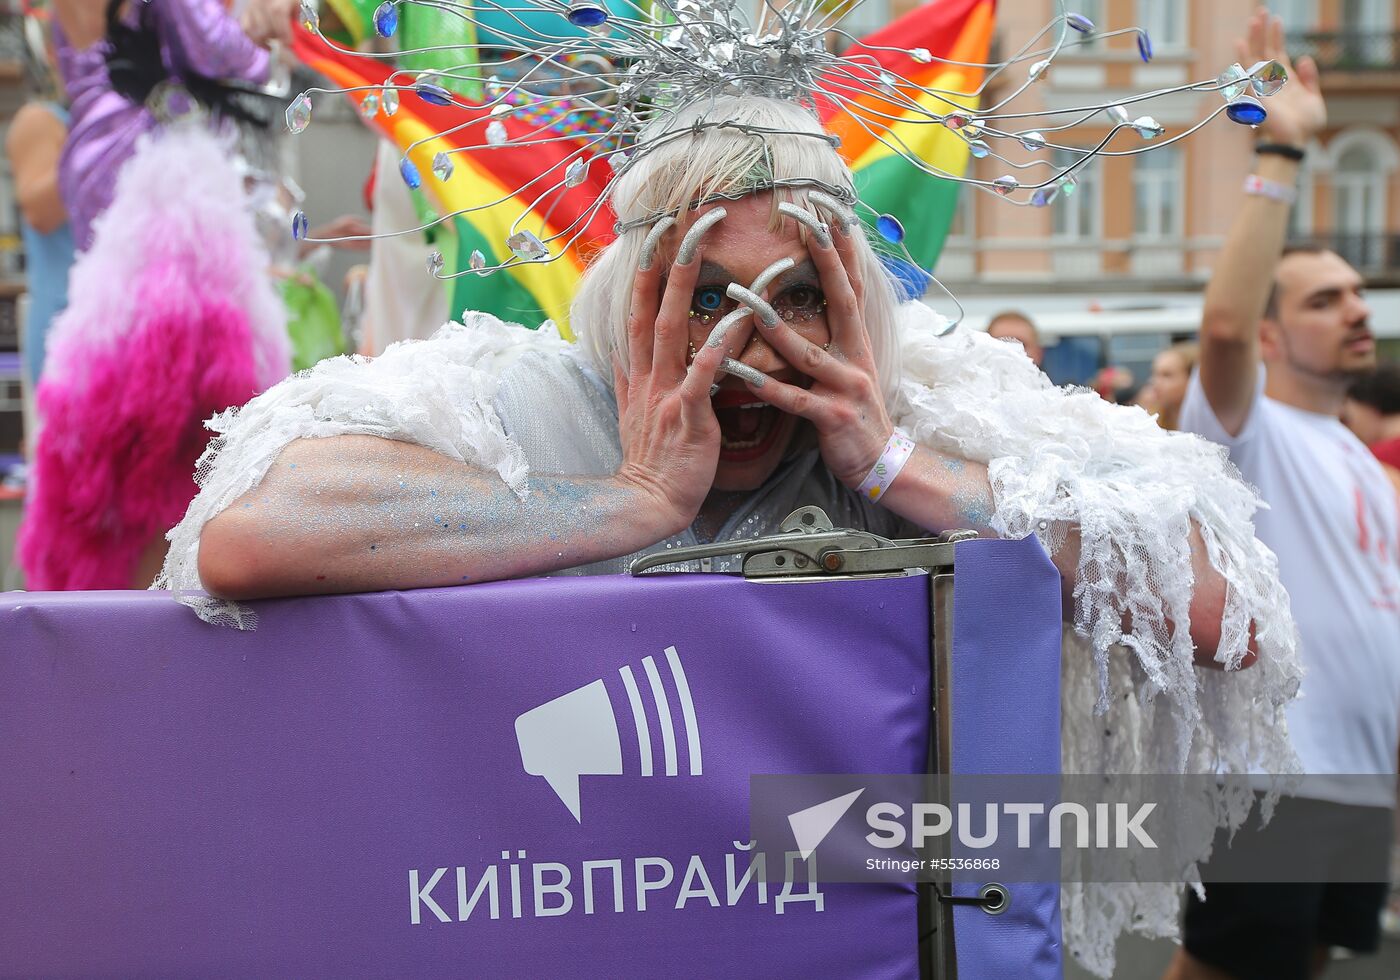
[930,0,1400,310]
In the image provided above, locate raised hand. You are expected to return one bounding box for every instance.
[1240,6,1325,147]
[610,211,755,536]
[736,208,894,490]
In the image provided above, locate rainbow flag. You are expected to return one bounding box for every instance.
[292,29,616,336]
[820,0,995,275]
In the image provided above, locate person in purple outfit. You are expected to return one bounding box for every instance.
[50,0,275,251]
[17,0,293,590]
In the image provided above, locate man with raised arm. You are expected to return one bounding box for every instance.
[1172,9,1400,980]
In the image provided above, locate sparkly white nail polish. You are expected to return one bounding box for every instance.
[720,358,768,387]
[778,202,830,248]
[638,215,676,271]
[676,207,726,265]
[726,283,778,328]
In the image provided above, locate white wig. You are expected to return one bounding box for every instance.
[572,96,903,403]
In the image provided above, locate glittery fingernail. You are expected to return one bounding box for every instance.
[720,358,768,388]
[638,215,675,271]
[778,202,831,248]
[807,190,856,233]
[726,283,779,328]
[705,307,752,349]
[749,257,794,295]
[676,207,726,265]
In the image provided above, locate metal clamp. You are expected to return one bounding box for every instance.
[629,506,977,579]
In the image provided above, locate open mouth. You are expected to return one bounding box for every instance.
[714,398,785,462]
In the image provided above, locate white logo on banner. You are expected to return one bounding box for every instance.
[514,646,703,822]
[788,789,865,860]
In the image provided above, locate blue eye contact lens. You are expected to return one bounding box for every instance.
[696,289,724,311]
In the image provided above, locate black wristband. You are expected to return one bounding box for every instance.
[1255,143,1306,162]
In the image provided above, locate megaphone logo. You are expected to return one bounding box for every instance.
[514,646,703,822]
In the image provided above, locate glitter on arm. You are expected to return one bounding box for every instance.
[197,434,673,599]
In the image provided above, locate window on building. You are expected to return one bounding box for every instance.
[1267,0,1316,33]
[1342,0,1391,31]
[1132,147,1182,241]
[1338,0,1393,64]
[1333,142,1389,268]
[1136,1,1186,50]
[1051,149,1100,240]
[947,185,975,241]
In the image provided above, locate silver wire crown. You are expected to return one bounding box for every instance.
[287,0,1291,280]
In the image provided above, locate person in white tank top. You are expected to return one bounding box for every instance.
[1171,9,1400,980]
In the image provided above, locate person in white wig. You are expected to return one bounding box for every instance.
[158,5,1302,974]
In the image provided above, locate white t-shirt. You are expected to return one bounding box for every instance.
[1181,370,1400,805]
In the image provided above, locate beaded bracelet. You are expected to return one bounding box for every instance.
[856,429,917,502]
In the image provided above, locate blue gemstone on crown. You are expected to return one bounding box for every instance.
[875,214,905,244]
[1136,31,1153,63]
[566,2,608,28]
[1225,96,1267,127]
[373,1,398,37]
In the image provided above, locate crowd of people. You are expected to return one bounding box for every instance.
[4,2,1399,978]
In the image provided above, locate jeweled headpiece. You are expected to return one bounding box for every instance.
[287,0,1289,289]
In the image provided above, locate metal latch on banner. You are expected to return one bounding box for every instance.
[629,506,978,579]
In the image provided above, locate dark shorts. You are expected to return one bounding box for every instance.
[1182,795,1392,980]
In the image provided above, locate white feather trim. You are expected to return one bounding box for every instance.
[892,302,1301,975]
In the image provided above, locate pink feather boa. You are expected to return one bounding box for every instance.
[18,126,290,590]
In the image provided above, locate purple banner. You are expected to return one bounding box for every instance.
[2,573,932,977]
[951,536,1065,979]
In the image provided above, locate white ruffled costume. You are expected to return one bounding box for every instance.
[157,301,1302,976]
